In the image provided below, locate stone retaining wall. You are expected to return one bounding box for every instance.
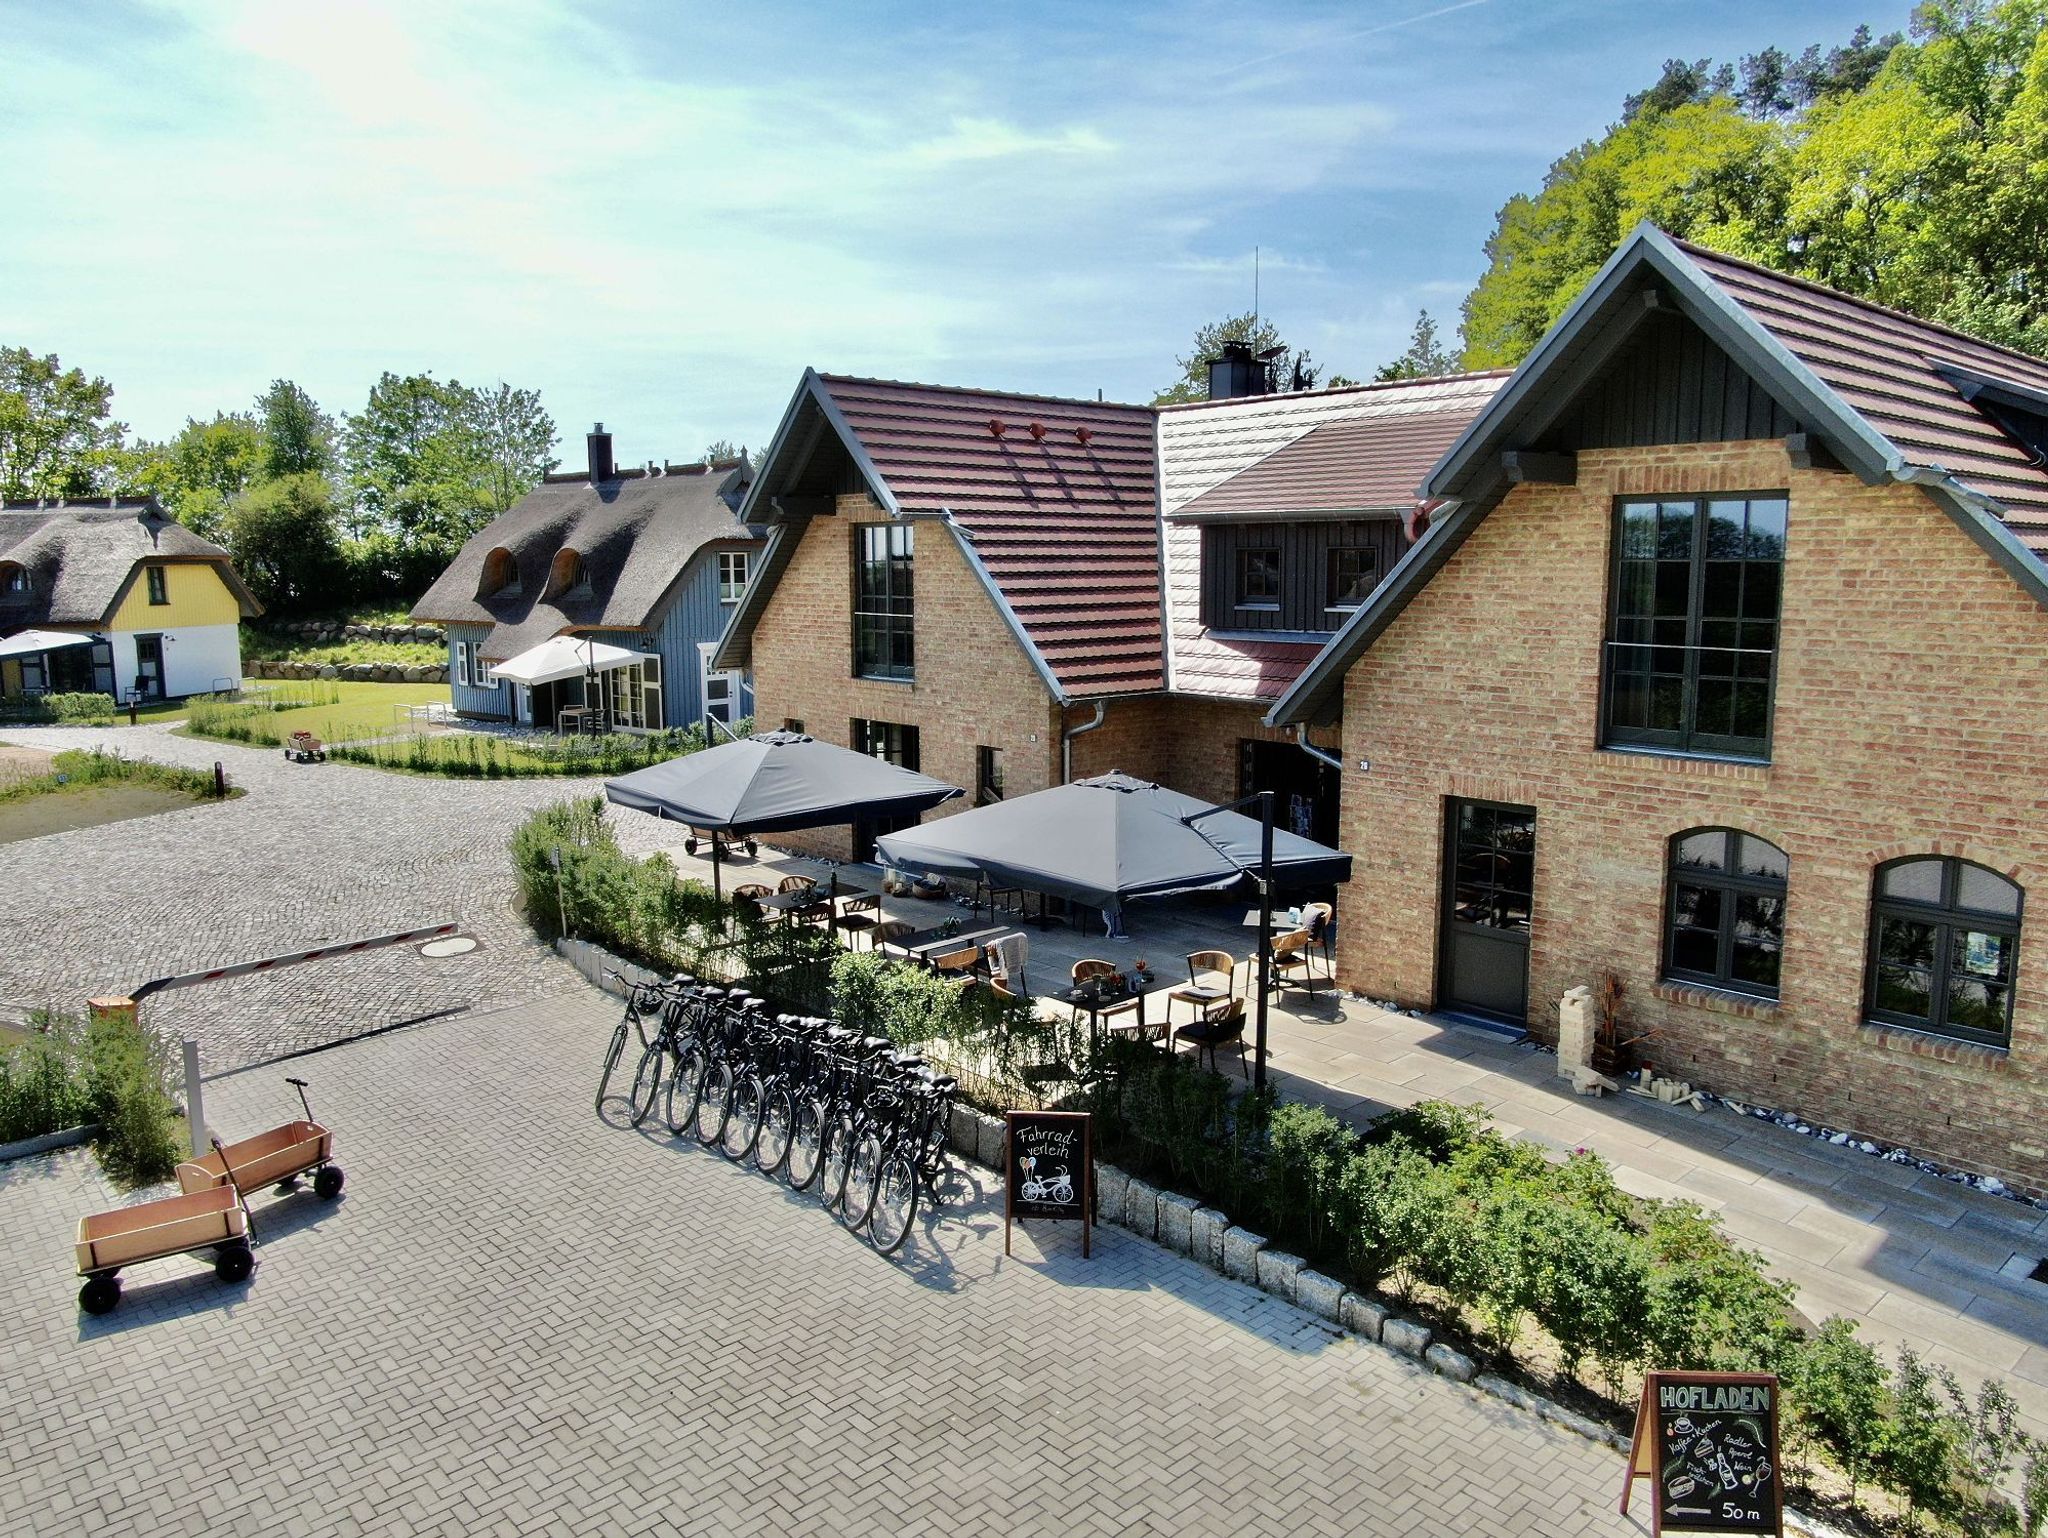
[269,621,446,646]
[247,659,449,684]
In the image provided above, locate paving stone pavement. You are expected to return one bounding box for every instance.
[0,990,1647,1538]
[0,721,602,1067]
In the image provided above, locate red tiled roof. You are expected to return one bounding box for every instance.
[1681,241,2048,555]
[1175,408,1477,518]
[818,376,1161,697]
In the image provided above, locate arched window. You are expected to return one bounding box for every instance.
[545,548,585,599]
[1,561,29,596]
[478,548,520,598]
[1665,828,1788,998]
[1867,857,2022,1046]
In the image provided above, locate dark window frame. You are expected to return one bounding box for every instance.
[2,563,29,595]
[850,717,919,771]
[1325,545,1378,611]
[1601,493,1786,762]
[145,565,168,605]
[1233,543,1281,609]
[1662,828,1788,999]
[976,744,1004,805]
[853,524,914,681]
[1865,856,2022,1048]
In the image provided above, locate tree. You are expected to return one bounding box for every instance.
[1374,310,1458,381]
[1155,312,1320,404]
[703,439,747,464]
[341,371,556,560]
[223,472,343,611]
[124,413,264,539]
[0,347,126,500]
[256,380,336,479]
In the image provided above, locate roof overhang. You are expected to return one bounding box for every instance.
[1167,504,1408,524]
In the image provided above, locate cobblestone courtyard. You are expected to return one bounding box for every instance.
[0,991,1645,1537]
[0,722,598,1067]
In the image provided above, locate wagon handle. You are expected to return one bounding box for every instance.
[211,1134,256,1242]
[285,1076,313,1123]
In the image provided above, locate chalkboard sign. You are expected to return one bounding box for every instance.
[1004,1110,1093,1258]
[1621,1371,1782,1536]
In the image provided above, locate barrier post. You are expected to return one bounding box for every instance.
[182,1037,206,1156]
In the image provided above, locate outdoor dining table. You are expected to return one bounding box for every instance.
[879,924,1010,968]
[753,875,875,918]
[1241,905,1315,932]
[1061,973,1172,1045]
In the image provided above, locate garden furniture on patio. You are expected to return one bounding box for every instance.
[868,920,915,954]
[731,882,773,918]
[833,892,882,949]
[1167,948,1239,1027]
[1269,928,1330,996]
[928,943,985,980]
[986,931,1029,994]
[880,923,1009,966]
[1173,997,1249,1079]
[776,875,818,895]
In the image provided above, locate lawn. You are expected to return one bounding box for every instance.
[0,748,241,843]
[181,680,451,749]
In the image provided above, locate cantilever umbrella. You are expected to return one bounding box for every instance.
[873,771,1351,929]
[605,730,962,896]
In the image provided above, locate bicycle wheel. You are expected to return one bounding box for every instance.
[840,1131,884,1230]
[818,1112,854,1209]
[595,1018,629,1113]
[868,1153,919,1254]
[784,1097,825,1190]
[665,1042,707,1136]
[627,1041,666,1128]
[721,1075,763,1162]
[754,1086,794,1176]
[694,1060,734,1146]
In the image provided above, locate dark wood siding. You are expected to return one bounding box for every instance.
[1542,311,1803,451]
[1201,518,1404,633]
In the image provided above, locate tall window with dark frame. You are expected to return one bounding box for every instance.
[853,524,914,679]
[1665,829,1787,998]
[1234,542,1281,609]
[1325,546,1378,611]
[850,717,919,771]
[146,565,168,605]
[976,745,1004,805]
[1605,494,1785,760]
[1866,856,2022,1047]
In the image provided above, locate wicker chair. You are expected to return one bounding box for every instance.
[870,920,915,957]
[731,882,772,918]
[1270,928,1329,996]
[777,875,819,895]
[1168,949,1238,1027]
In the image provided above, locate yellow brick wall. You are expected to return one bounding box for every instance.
[1337,439,2048,1192]
[750,495,1062,859]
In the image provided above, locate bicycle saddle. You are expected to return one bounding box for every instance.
[860,1036,894,1055]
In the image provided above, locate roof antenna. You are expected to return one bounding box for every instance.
[1254,244,1260,335]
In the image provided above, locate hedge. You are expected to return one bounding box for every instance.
[0,1011,183,1188]
[1084,1046,2047,1536]
[0,691,115,725]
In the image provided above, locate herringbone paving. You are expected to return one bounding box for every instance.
[0,988,1639,1537]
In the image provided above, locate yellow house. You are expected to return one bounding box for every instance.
[0,498,262,701]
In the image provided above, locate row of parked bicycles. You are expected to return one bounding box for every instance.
[595,970,959,1255]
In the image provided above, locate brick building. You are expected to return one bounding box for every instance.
[713,368,1500,862]
[1270,226,2048,1192]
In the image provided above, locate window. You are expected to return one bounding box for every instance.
[718,550,750,604]
[1866,856,2022,1047]
[853,524,914,680]
[479,548,520,598]
[545,549,585,599]
[2,564,28,596]
[453,640,470,689]
[476,657,496,690]
[977,745,1005,805]
[1234,544,1281,608]
[851,717,919,770]
[782,718,805,734]
[1604,494,1786,760]
[146,566,168,605]
[1326,547,1378,610]
[1665,829,1788,998]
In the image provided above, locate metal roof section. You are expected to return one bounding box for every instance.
[1270,224,2048,728]
[1174,408,1483,520]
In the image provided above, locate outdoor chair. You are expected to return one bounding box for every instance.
[1270,928,1329,996]
[987,932,1029,996]
[793,898,835,931]
[834,893,882,949]
[1302,902,1336,969]
[1068,958,1120,1028]
[731,882,772,918]
[869,921,915,958]
[777,875,819,895]
[1168,949,1238,1028]
[930,943,983,980]
[1174,997,1248,1079]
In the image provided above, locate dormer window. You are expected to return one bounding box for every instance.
[545,549,586,600]
[1201,520,1396,632]
[1,563,27,597]
[479,548,521,598]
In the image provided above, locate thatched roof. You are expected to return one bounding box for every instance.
[0,499,261,628]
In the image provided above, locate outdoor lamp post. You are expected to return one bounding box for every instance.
[1182,789,1276,1091]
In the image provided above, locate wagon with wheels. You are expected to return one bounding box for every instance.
[177,1077,344,1202]
[74,1183,251,1315]
[682,827,756,859]
[284,730,326,764]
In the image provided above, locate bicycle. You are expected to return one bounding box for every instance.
[597,970,676,1115]
[859,1064,959,1255]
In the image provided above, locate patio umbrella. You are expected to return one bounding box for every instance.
[872,771,1350,923]
[604,730,962,896]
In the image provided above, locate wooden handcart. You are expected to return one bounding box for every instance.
[75,1183,251,1314]
[178,1077,344,1204]
[284,730,326,764]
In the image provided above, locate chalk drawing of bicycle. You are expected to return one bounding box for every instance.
[1022,1167,1075,1204]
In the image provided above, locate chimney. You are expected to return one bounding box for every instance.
[586,422,614,482]
[1206,342,1267,401]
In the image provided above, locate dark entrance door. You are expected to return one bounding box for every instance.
[132,634,165,700]
[1438,799,1537,1023]
[1240,739,1340,848]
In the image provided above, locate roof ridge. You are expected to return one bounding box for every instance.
[819,373,1154,413]
[1672,234,2048,373]
[1155,368,1512,413]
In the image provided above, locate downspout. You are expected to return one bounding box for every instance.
[1291,722,1343,772]
[1061,701,1107,785]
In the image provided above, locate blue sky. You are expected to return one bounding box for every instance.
[3,0,1895,466]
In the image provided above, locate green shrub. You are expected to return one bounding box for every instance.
[0,1014,93,1141]
[1265,1102,1357,1260]
[1784,1315,1889,1499]
[83,1011,182,1189]
[0,749,229,806]
[1640,1201,1799,1372]
[1877,1346,1969,1531]
[0,691,114,725]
